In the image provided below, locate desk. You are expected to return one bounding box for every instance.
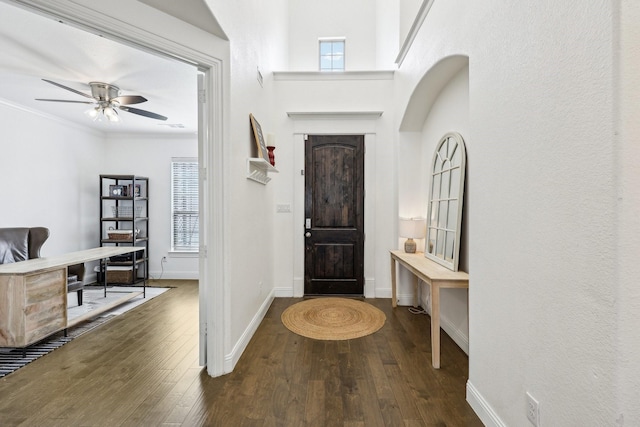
[390,250,469,369]
[0,246,145,349]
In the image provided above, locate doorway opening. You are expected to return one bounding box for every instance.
[3,0,226,376]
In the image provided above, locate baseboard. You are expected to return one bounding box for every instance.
[395,292,469,355]
[395,292,417,306]
[224,289,275,372]
[374,287,392,299]
[466,380,506,427]
[293,277,304,297]
[364,278,376,298]
[440,315,469,355]
[274,286,293,297]
[149,271,198,280]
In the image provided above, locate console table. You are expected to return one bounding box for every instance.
[0,246,145,349]
[390,250,469,369]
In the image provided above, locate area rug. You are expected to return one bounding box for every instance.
[67,286,169,321]
[0,286,169,378]
[281,297,386,340]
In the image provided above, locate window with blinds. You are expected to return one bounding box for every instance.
[171,158,199,252]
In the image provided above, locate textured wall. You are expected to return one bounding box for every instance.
[396,0,626,424]
[615,0,640,423]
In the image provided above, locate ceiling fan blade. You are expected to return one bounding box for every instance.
[113,95,147,105]
[35,99,94,104]
[42,79,93,99]
[119,106,167,121]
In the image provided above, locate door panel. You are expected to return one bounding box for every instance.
[305,135,364,296]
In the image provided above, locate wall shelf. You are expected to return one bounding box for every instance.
[247,158,278,184]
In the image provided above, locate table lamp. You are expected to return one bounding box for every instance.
[399,217,426,253]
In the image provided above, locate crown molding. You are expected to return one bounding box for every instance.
[0,97,104,137]
[395,0,436,66]
[286,111,383,120]
[273,70,394,81]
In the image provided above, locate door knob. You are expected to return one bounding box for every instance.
[305,232,311,238]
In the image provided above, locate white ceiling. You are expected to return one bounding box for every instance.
[0,2,198,135]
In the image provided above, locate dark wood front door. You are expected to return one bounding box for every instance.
[304,135,365,296]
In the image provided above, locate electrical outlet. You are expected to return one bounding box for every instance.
[526,392,540,426]
[161,256,167,263]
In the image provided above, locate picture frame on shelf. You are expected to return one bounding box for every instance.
[250,113,270,164]
[109,184,126,197]
[128,183,141,197]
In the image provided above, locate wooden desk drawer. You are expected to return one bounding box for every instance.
[24,269,66,343]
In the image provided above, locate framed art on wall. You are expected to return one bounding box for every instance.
[250,113,270,163]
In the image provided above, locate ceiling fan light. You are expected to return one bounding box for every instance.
[85,106,100,120]
[104,106,120,122]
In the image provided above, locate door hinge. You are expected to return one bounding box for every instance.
[304,134,308,141]
[301,169,305,176]
[198,89,206,103]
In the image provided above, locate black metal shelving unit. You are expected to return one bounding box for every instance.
[99,175,149,286]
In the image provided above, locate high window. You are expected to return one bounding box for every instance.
[171,158,199,252]
[319,38,345,71]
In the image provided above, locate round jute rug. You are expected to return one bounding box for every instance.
[281,297,386,340]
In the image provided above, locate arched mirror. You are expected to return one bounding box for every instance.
[425,132,466,271]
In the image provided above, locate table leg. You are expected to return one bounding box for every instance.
[412,275,419,308]
[390,256,397,308]
[431,283,441,368]
[102,258,107,297]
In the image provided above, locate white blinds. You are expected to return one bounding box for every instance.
[171,159,199,251]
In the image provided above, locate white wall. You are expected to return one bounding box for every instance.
[396,65,470,352]
[207,0,290,367]
[0,99,199,281]
[104,134,199,280]
[271,77,396,300]
[288,0,378,70]
[395,0,627,424]
[376,0,400,69]
[267,0,402,301]
[7,4,639,423]
[419,66,469,271]
[616,0,640,422]
[0,101,103,256]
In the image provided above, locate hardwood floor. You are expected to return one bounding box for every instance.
[0,280,482,426]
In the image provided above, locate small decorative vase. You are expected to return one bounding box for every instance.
[266,146,276,167]
[404,238,416,253]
